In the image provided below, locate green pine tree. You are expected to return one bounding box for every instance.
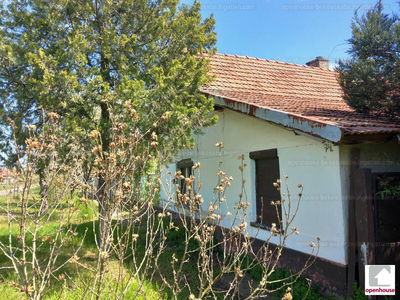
[337,0,400,117]
[0,0,217,241]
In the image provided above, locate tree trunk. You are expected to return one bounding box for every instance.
[97,101,111,247]
[96,7,112,249]
[97,176,109,247]
[83,164,92,199]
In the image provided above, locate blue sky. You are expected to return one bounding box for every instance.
[183,0,398,68]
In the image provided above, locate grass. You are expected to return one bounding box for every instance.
[0,182,21,192]
[0,187,348,300]
[0,187,161,299]
[0,186,209,299]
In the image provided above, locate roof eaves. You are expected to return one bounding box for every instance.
[211,94,344,143]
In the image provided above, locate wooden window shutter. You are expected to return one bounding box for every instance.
[176,159,193,196]
[177,159,193,169]
[252,152,281,227]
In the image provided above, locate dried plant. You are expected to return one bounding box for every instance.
[0,105,319,300]
[1,113,86,299]
[162,142,320,300]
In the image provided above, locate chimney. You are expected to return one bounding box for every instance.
[306,56,329,69]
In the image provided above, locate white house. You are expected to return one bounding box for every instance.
[160,54,400,296]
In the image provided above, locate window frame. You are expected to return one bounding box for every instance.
[249,149,282,231]
[176,158,194,197]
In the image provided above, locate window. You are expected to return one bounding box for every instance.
[250,149,282,229]
[176,159,193,195]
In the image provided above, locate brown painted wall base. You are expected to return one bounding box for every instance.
[258,240,347,297]
[214,225,348,298]
[157,205,348,298]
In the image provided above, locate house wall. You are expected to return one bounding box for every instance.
[161,108,350,265]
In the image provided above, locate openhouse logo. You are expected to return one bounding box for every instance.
[365,265,396,295]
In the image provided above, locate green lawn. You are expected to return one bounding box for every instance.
[0,186,219,299]
[0,187,347,300]
[0,187,168,299]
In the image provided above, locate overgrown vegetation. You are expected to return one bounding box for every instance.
[0,107,321,299]
[0,2,321,296]
[0,0,218,254]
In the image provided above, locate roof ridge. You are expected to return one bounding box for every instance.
[213,52,337,72]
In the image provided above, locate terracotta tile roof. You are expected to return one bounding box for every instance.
[201,53,400,140]
[0,169,12,178]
